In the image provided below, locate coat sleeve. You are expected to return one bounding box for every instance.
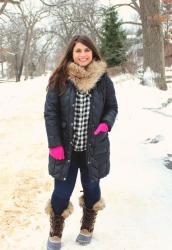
[101,75,118,131]
[44,88,62,148]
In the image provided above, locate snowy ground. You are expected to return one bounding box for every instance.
[0,74,172,250]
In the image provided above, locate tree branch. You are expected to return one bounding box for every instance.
[111,1,141,17]
[121,21,142,26]
[112,3,138,12]
[0,0,8,15]
[17,4,28,27]
[39,0,69,7]
[1,11,19,25]
[0,0,23,4]
[131,0,140,14]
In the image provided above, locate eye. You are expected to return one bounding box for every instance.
[85,48,91,52]
[75,49,81,53]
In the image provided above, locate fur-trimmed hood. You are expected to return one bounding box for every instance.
[67,60,107,93]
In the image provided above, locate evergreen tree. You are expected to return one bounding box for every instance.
[100,7,127,67]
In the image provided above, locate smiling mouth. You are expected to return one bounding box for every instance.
[79,59,89,63]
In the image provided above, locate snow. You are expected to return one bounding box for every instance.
[0,74,172,250]
[143,67,161,87]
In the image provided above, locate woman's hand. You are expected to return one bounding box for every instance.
[49,146,65,160]
[94,122,109,135]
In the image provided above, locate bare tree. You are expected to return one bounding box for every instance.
[1,16,27,81]
[17,1,50,80]
[1,0,70,81]
[1,0,51,81]
[78,0,102,43]
[47,0,101,50]
[29,28,58,75]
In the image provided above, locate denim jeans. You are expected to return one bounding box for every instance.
[51,150,101,215]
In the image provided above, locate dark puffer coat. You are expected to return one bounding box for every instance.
[44,73,118,181]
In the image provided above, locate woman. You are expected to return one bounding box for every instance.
[44,35,118,250]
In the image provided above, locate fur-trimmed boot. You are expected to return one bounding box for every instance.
[76,195,105,245]
[45,200,73,250]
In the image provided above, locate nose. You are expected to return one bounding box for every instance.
[80,51,86,57]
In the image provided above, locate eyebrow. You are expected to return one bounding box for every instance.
[74,47,90,51]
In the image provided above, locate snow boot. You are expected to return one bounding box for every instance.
[45,199,73,250]
[76,195,105,245]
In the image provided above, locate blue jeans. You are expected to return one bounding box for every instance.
[51,150,101,215]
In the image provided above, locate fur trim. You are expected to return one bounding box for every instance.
[49,236,61,243]
[80,229,92,236]
[45,199,74,219]
[79,195,105,211]
[45,199,54,215]
[61,201,74,219]
[79,195,85,208]
[93,198,105,211]
[67,60,107,93]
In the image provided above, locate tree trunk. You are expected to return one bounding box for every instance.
[139,0,167,90]
[1,62,5,78]
[24,27,33,80]
[17,31,29,82]
[13,54,20,82]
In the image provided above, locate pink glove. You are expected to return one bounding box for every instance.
[49,146,65,160]
[94,122,109,135]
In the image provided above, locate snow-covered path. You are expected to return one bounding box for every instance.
[0,75,172,250]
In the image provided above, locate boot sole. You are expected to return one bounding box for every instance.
[47,240,61,250]
[76,234,92,245]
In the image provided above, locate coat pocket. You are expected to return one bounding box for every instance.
[48,155,66,179]
[94,132,109,155]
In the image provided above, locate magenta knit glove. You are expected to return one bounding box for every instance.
[49,146,65,160]
[94,122,109,135]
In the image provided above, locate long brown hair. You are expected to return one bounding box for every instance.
[47,35,101,95]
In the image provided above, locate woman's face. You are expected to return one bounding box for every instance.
[72,42,93,67]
